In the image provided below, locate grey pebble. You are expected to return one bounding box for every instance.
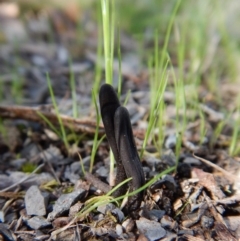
[9,158,27,169]
[112,208,125,222]
[161,150,176,166]
[47,189,86,221]
[95,166,109,178]
[26,216,51,229]
[0,175,14,190]
[116,224,123,236]
[31,55,47,67]
[21,143,39,159]
[39,146,63,163]
[164,134,177,149]
[201,215,214,229]
[0,210,4,222]
[25,185,49,216]
[136,217,166,241]
[144,155,161,169]
[183,157,201,165]
[97,203,116,214]
[146,209,165,221]
[64,165,80,184]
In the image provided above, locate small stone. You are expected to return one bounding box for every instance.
[4,212,17,224]
[225,216,240,237]
[144,155,161,169]
[136,217,166,241]
[47,189,86,221]
[95,166,108,178]
[150,175,177,193]
[25,185,49,216]
[21,143,39,159]
[43,129,59,141]
[64,165,80,184]
[116,224,123,236]
[57,46,69,64]
[122,218,135,232]
[147,209,165,221]
[165,134,177,149]
[39,146,63,163]
[183,157,201,165]
[97,203,115,214]
[0,211,4,222]
[26,216,51,230]
[161,150,176,166]
[178,229,194,236]
[201,215,214,229]
[9,158,27,169]
[0,175,13,190]
[111,208,125,222]
[216,205,225,214]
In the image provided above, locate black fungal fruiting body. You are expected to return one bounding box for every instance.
[99,84,145,213]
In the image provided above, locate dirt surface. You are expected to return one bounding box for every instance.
[0,2,240,241]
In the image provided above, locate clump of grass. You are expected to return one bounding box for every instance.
[199,110,207,144]
[89,90,106,173]
[141,0,182,158]
[69,58,79,119]
[11,72,23,104]
[21,162,38,173]
[229,97,240,156]
[172,63,187,159]
[92,1,103,103]
[46,73,69,150]
[40,180,59,192]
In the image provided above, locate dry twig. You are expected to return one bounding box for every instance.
[0,105,104,136]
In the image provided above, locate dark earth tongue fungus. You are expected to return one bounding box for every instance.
[99,84,145,214]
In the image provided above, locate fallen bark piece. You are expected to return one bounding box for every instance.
[215,222,238,241]
[192,168,226,200]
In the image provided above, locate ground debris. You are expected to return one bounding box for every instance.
[0,2,240,240]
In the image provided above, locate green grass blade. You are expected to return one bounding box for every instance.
[46,73,69,149]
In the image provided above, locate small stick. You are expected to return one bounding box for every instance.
[84,172,111,193]
[0,105,104,136]
[193,153,239,183]
[0,163,45,192]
